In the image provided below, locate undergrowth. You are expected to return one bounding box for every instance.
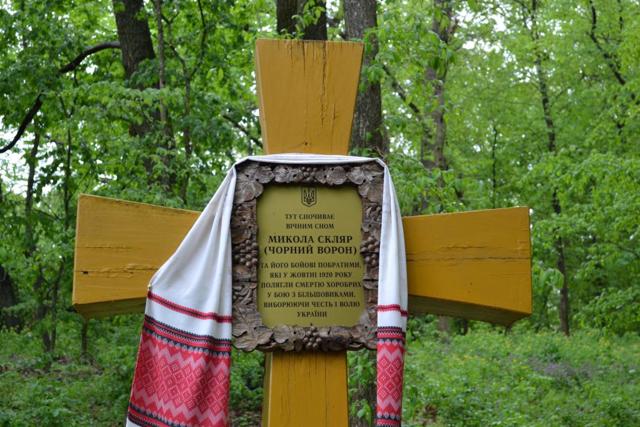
[1,316,638,426]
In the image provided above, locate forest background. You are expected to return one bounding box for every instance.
[0,0,639,426]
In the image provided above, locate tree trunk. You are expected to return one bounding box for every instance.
[153,0,170,137]
[180,73,193,203]
[151,0,176,190]
[112,0,177,190]
[276,0,327,40]
[491,124,499,209]
[422,0,454,172]
[0,266,20,329]
[164,2,208,204]
[113,0,157,144]
[421,0,457,329]
[342,4,386,421]
[81,319,90,360]
[112,0,155,80]
[554,191,570,335]
[24,133,40,258]
[415,0,456,215]
[349,351,377,427]
[587,0,626,87]
[24,132,53,351]
[112,0,157,173]
[529,0,570,335]
[587,0,633,144]
[344,0,386,157]
[47,125,75,353]
[437,316,452,335]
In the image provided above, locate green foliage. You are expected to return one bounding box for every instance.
[577,287,640,335]
[402,327,640,426]
[5,321,636,426]
[377,0,640,333]
[1,0,639,424]
[229,350,264,426]
[293,0,326,37]
[348,349,377,425]
[0,0,637,347]
[0,317,138,426]
[529,264,563,330]
[0,316,264,426]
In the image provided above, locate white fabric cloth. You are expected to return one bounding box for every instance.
[149,153,407,331]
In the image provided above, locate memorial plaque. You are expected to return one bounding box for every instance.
[230,161,384,352]
[257,185,365,327]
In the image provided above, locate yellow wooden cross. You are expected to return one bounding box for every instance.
[72,40,531,426]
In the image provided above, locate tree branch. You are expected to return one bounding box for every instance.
[190,0,208,79]
[58,42,121,73]
[222,113,261,147]
[0,96,43,154]
[588,0,626,86]
[0,41,121,154]
[381,63,422,117]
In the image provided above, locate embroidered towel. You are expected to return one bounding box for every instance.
[126,154,407,427]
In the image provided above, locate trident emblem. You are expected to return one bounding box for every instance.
[301,187,317,207]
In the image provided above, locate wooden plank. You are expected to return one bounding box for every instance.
[73,199,531,324]
[255,39,358,427]
[404,207,532,325]
[72,194,199,318]
[255,39,363,155]
[262,352,348,427]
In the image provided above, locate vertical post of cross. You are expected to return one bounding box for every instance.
[255,39,364,427]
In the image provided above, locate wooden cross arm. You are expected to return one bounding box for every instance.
[72,194,531,325]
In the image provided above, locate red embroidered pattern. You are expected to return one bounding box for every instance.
[376,326,405,427]
[377,304,408,317]
[147,291,233,322]
[128,317,231,427]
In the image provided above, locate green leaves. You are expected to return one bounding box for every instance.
[577,287,640,335]
[0,2,638,424]
[402,329,640,426]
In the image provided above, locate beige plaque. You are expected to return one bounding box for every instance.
[257,185,365,327]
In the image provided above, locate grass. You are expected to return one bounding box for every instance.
[1,316,638,426]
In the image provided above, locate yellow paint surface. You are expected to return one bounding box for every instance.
[72,194,199,318]
[73,198,531,324]
[255,39,363,155]
[262,352,348,427]
[404,207,532,325]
